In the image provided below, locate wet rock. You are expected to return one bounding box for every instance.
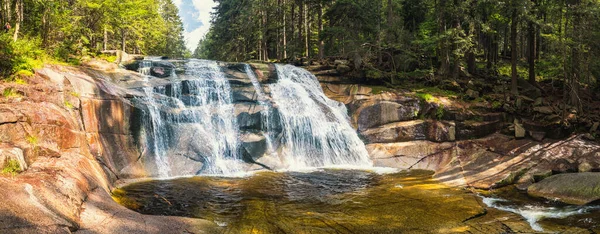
[235,103,264,130]
[528,173,600,205]
[231,86,260,103]
[240,132,267,162]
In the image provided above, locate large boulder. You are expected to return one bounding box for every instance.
[360,120,455,143]
[354,95,421,131]
[366,141,455,171]
[528,173,600,205]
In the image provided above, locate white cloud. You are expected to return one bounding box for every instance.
[181,0,217,52]
[184,25,211,52]
[173,0,182,7]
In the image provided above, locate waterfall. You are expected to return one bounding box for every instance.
[134,60,372,178]
[178,60,244,175]
[138,60,152,75]
[140,87,171,178]
[244,64,276,154]
[269,64,372,169]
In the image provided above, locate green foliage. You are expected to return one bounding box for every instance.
[436,105,445,120]
[0,0,189,76]
[65,101,74,109]
[2,88,20,98]
[416,87,457,98]
[0,34,44,79]
[498,63,528,79]
[492,101,503,109]
[26,135,38,146]
[2,159,21,176]
[416,92,435,103]
[366,69,384,80]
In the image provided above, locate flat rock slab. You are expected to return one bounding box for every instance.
[528,172,600,205]
[77,189,221,234]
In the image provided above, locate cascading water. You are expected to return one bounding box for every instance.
[139,87,171,178]
[138,60,153,75]
[176,60,244,175]
[269,64,372,169]
[244,64,277,154]
[134,60,371,177]
[135,60,244,177]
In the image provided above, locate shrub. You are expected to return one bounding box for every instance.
[0,34,45,79]
[2,88,20,98]
[2,159,21,176]
[436,105,445,120]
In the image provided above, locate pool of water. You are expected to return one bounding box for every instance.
[114,169,600,233]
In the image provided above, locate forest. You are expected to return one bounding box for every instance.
[197,0,600,111]
[0,0,188,77]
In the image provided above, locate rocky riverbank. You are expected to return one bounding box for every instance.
[0,61,220,233]
[0,59,599,233]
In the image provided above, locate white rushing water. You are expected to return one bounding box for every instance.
[175,60,244,175]
[244,64,277,154]
[270,64,372,170]
[136,60,372,177]
[481,196,600,231]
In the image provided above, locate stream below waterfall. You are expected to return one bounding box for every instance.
[114,169,600,233]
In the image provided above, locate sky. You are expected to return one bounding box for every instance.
[173,0,217,52]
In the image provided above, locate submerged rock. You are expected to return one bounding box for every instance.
[528,173,600,205]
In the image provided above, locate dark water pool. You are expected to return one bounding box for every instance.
[114,169,600,233]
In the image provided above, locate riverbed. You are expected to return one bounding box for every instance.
[114,169,600,233]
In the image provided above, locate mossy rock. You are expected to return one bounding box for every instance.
[527,172,600,205]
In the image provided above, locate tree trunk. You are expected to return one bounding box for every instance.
[437,0,450,76]
[103,27,108,51]
[570,0,581,110]
[304,2,309,57]
[42,5,49,47]
[510,0,519,96]
[298,0,303,56]
[121,28,126,52]
[12,0,22,42]
[528,18,536,85]
[283,0,288,59]
[318,2,324,59]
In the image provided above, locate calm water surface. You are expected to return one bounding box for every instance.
[114,169,600,233]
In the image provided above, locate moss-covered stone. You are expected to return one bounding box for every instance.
[528,172,600,205]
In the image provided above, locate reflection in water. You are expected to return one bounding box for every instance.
[114,170,600,233]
